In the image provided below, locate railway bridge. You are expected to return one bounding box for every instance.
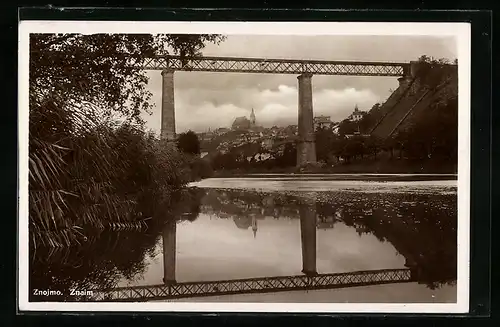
[139,55,414,167]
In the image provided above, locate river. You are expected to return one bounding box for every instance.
[29,174,457,303]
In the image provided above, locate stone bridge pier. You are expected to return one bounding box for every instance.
[162,219,177,284]
[296,73,317,167]
[299,197,317,275]
[161,69,176,143]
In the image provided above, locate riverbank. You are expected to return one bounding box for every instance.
[205,173,457,182]
[212,158,457,178]
[189,176,457,195]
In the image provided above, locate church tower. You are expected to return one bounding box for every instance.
[250,108,256,127]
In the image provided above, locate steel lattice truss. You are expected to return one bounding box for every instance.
[137,55,409,77]
[86,268,413,302]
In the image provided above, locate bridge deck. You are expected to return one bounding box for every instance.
[139,55,409,76]
[87,268,413,302]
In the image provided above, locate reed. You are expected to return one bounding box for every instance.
[29,90,188,248]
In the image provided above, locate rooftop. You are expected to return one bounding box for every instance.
[314,115,333,123]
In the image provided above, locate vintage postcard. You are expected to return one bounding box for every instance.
[18,21,471,313]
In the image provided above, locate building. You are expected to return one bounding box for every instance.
[345,131,361,139]
[215,127,230,135]
[197,129,215,141]
[233,216,258,238]
[232,116,251,130]
[233,216,252,229]
[348,104,366,122]
[261,138,273,149]
[250,108,256,127]
[316,215,337,230]
[314,115,335,129]
[345,132,370,139]
[331,122,340,134]
[282,125,298,136]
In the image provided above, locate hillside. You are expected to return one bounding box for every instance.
[396,71,458,133]
[370,61,458,139]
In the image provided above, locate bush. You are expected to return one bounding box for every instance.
[177,130,201,155]
[191,157,214,180]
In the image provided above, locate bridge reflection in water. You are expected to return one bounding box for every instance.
[87,198,417,302]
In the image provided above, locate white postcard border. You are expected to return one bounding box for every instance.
[18,21,471,313]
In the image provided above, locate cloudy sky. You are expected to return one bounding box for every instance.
[140,35,457,134]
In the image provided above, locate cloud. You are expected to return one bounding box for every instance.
[254,85,381,128]
[140,34,457,134]
[142,82,383,133]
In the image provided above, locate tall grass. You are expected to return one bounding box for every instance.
[29,89,190,248]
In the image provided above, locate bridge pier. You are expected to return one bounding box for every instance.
[405,257,423,283]
[296,73,317,167]
[161,69,176,143]
[162,219,177,284]
[397,75,413,88]
[398,63,415,90]
[299,198,317,275]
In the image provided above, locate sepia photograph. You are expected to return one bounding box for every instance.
[18,21,470,313]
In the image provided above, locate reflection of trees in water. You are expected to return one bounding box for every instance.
[29,228,162,301]
[167,188,205,222]
[198,188,457,290]
[29,188,205,302]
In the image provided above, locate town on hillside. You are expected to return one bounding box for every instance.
[195,104,369,160]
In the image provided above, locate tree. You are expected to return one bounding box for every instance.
[315,127,331,162]
[211,152,226,170]
[359,112,376,134]
[383,136,397,158]
[331,136,346,161]
[29,33,225,247]
[158,34,226,66]
[338,119,358,137]
[393,130,409,159]
[368,103,382,118]
[339,136,365,162]
[315,127,339,164]
[414,55,455,90]
[386,55,457,163]
[30,33,226,123]
[365,135,382,159]
[177,131,201,155]
[276,142,296,167]
[403,96,458,161]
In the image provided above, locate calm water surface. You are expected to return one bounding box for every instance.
[30,175,458,302]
